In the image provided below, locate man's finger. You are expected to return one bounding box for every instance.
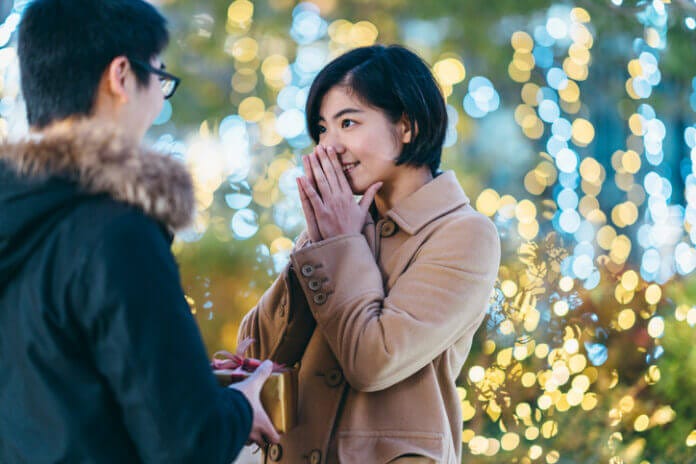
[258,414,281,443]
[251,360,273,385]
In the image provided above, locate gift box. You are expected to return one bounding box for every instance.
[211,339,296,433]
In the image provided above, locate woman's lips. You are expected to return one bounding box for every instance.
[342,162,360,174]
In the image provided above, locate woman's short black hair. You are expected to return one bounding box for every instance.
[18,0,169,128]
[305,45,448,175]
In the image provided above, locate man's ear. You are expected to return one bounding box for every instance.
[103,56,132,104]
[399,114,417,144]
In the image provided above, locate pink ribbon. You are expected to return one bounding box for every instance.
[211,338,287,373]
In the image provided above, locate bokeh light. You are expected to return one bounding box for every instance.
[1,0,695,462]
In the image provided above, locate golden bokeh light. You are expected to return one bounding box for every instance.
[238,96,265,122]
[434,57,467,86]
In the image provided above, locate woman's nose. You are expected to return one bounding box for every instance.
[322,136,345,155]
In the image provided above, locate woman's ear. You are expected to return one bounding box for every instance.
[399,114,417,144]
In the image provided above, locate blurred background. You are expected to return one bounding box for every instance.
[2,0,696,462]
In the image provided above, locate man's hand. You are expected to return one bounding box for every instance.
[229,360,281,446]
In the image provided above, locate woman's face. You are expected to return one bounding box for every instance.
[316,86,411,194]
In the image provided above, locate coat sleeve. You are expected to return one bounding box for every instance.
[238,231,316,366]
[289,214,501,392]
[72,212,252,464]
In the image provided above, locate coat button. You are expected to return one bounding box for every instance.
[380,220,397,237]
[325,368,344,387]
[308,279,321,291]
[309,449,322,464]
[301,264,315,277]
[268,443,282,461]
[313,293,327,305]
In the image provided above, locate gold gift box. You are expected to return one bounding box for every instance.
[214,369,297,433]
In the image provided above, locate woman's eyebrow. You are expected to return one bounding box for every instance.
[318,108,364,121]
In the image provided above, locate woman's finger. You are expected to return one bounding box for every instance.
[325,146,351,193]
[302,153,318,197]
[297,178,322,242]
[308,150,333,199]
[316,145,342,194]
[358,181,383,216]
[300,176,326,215]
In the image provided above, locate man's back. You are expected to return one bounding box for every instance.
[0,125,253,463]
[0,167,145,462]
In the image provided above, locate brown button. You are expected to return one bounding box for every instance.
[380,220,397,237]
[313,293,327,305]
[301,264,315,277]
[268,443,282,461]
[308,279,321,291]
[309,449,322,464]
[325,368,343,387]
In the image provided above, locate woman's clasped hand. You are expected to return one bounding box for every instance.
[296,144,382,243]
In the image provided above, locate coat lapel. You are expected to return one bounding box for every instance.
[385,171,470,235]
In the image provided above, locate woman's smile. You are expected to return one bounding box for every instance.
[341,161,360,174]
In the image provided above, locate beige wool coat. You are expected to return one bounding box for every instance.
[238,171,501,464]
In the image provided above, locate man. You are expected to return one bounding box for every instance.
[0,0,279,462]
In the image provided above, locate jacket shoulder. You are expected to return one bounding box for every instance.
[66,196,171,247]
[414,205,501,277]
[52,196,172,293]
[427,204,499,242]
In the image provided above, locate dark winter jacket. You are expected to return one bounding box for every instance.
[0,122,252,463]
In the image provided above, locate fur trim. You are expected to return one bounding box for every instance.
[0,120,194,231]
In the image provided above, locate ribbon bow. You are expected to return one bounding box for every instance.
[211,338,287,373]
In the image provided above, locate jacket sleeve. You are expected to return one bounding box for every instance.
[72,212,252,464]
[238,231,316,366]
[289,214,501,392]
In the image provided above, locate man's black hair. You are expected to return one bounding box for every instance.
[18,0,169,128]
[305,44,448,175]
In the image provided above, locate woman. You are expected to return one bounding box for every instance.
[238,44,501,464]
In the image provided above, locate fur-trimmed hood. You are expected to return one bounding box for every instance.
[0,120,195,231]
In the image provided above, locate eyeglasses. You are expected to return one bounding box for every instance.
[129,58,181,99]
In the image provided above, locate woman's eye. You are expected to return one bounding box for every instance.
[317,126,326,134]
[341,119,355,128]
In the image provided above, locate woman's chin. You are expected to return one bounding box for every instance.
[347,179,366,196]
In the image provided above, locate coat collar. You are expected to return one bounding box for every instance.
[383,170,470,235]
[0,120,195,231]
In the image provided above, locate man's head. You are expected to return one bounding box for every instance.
[18,0,175,140]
